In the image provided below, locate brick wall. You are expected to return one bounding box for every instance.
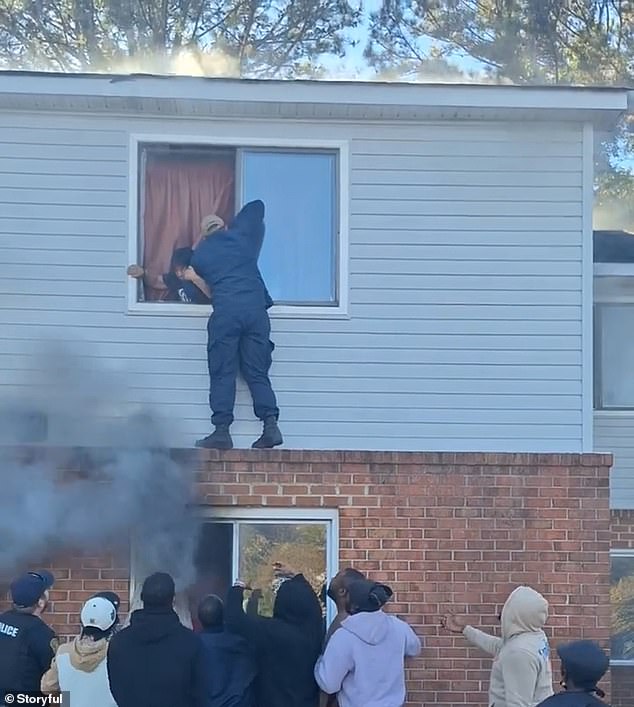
[1,450,612,707]
[611,509,634,707]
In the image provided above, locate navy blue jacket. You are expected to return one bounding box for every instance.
[0,610,56,699]
[199,627,256,707]
[191,200,273,312]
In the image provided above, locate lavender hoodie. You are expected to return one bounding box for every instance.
[314,610,422,707]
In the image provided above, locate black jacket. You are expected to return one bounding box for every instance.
[538,692,609,707]
[199,627,256,707]
[0,610,56,698]
[106,607,206,707]
[225,575,324,707]
[191,201,273,312]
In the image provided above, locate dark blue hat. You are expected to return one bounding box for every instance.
[558,640,609,691]
[10,570,54,608]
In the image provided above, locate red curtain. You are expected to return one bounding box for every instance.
[142,153,235,301]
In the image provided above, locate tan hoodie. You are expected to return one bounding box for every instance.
[463,586,554,707]
[41,636,117,707]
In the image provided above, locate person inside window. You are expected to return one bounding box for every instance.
[191,201,282,450]
[536,640,609,707]
[127,246,211,304]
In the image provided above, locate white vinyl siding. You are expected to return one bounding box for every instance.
[595,414,634,509]
[0,110,584,451]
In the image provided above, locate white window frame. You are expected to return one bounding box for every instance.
[593,274,634,412]
[130,507,340,626]
[127,134,350,319]
[609,548,634,666]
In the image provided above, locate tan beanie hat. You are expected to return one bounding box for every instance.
[200,214,225,236]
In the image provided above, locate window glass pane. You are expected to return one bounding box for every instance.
[241,151,337,304]
[599,305,634,407]
[238,523,327,617]
[612,555,634,661]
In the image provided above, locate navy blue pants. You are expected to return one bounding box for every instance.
[206,308,279,426]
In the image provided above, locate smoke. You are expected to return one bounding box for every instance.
[0,341,199,616]
[594,200,634,233]
[107,47,241,78]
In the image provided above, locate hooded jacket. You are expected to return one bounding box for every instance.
[463,586,554,707]
[199,626,257,707]
[191,200,273,312]
[314,610,421,707]
[225,575,325,707]
[41,636,116,707]
[106,607,206,707]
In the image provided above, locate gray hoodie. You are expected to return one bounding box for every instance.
[314,610,422,707]
[463,586,554,707]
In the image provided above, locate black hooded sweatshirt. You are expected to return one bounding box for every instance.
[225,575,325,707]
[106,607,206,707]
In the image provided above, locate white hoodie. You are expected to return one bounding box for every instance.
[41,636,117,707]
[463,586,554,707]
[314,610,422,707]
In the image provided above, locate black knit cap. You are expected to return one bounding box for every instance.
[558,640,609,694]
[347,579,393,614]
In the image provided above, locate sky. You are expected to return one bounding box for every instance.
[321,0,487,79]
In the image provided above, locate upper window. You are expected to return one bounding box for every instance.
[611,551,634,663]
[594,303,634,409]
[131,141,341,311]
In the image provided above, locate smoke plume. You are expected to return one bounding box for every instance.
[0,342,199,622]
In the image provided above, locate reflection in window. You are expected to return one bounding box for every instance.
[241,151,337,304]
[611,553,634,661]
[596,305,634,408]
[238,523,327,617]
[187,518,332,629]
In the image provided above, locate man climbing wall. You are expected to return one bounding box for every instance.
[191,200,282,450]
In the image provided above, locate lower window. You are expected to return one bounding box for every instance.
[611,551,634,663]
[131,509,338,629]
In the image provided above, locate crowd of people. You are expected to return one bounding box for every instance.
[0,567,611,707]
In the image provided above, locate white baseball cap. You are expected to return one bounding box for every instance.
[80,597,117,632]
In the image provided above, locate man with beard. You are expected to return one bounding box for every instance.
[0,570,57,701]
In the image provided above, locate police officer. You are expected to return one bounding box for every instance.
[192,201,282,450]
[536,640,609,707]
[0,570,57,700]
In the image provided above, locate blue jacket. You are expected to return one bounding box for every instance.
[191,200,273,312]
[199,628,257,707]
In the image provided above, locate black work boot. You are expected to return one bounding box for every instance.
[195,425,233,450]
[252,417,283,449]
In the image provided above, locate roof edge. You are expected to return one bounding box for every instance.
[0,70,628,114]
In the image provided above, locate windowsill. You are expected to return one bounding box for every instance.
[126,301,350,319]
[594,409,634,416]
[609,659,634,667]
